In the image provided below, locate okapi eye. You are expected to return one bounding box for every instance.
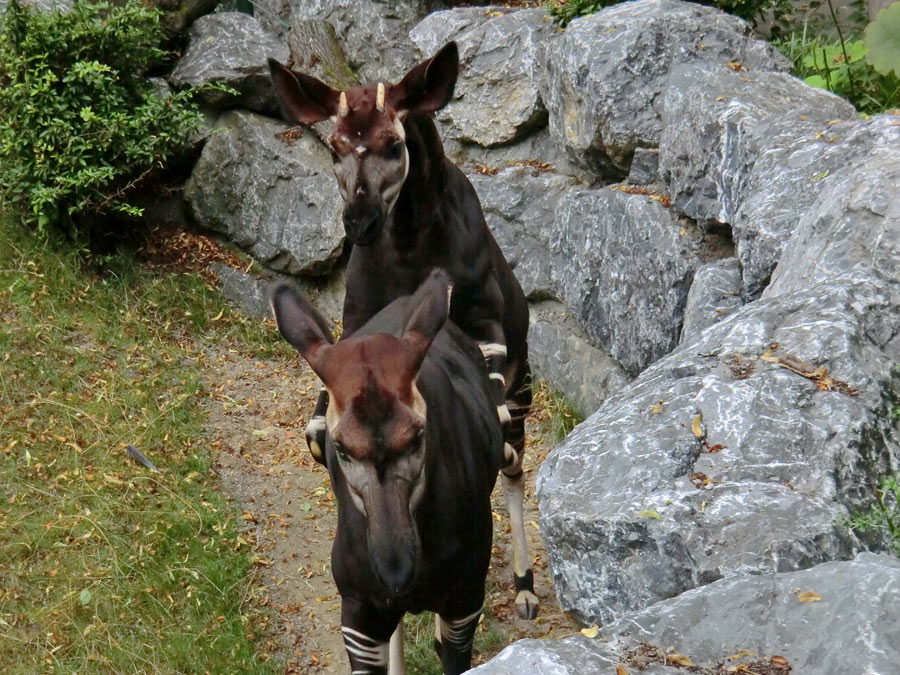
[385,140,403,160]
[333,440,349,462]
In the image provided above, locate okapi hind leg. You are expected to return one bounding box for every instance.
[388,621,406,675]
[501,363,539,620]
[305,388,329,466]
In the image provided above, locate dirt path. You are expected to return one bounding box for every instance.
[206,341,579,673]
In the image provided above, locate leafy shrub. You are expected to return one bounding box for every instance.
[0,0,203,232]
[847,474,900,557]
[864,1,900,78]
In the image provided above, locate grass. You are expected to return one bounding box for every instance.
[0,216,289,673]
[531,380,585,443]
[847,474,900,557]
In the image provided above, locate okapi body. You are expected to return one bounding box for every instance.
[272,271,502,675]
[269,42,540,618]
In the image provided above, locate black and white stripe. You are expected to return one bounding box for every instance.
[342,625,389,674]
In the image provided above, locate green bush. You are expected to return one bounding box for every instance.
[847,474,900,557]
[545,0,793,29]
[0,0,203,232]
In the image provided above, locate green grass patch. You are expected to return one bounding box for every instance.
[0,216,286,673]
[531,380,585,443]
[847,474,900,557]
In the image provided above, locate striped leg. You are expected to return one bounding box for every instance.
[435,606,482,675]
[388,622,405,675]
[341,624,390,675]
[305,388,328,466]
[501,363,539,620]
[478,341,511,432]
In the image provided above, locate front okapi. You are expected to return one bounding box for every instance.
[269,42,540,619]
[271,271,502,675]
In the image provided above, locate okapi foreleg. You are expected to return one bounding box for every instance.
[477,341,511,430]
[500,361,539,620]
[341,624,390,675]
[435,606,482,675]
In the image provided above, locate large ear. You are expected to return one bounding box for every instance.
[389,41,458,114]
[268,58,340,125]
[270,283,335,375]
[403,268,452,365]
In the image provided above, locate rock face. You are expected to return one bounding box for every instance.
[736,112,900,298]
[259,0,438,82]
[472,554,900,675]
[679,258,742,345]
[410,7,555,147]
[146,0,218,41]
[529,301,631,418]
[537,270,900,625]
[170,13,289,114]
[658,62,857,229]
[550,187,705,375]
[185,111,344,276]
[468,166,580,300]
[540,0,790,175]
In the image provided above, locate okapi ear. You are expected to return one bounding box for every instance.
[268,59,340,125]
[270,283,335,374]
[402,269,453,365]
[389,41,458,114]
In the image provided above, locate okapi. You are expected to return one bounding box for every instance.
[269,41,539,618]
[271,270,502,675]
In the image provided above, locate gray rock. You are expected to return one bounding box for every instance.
[541,0,789,176]
[259,0,437,82]
[529,301,632,418]
[765,142,900,300]
[736,112,900,299]
[474,554,900,675]
[468,166,581,299]
[538,271,900,626]
[185,111,344,276]
[147,0,219,41]
[550,187,705,375]
[286,19,358,90]
[658,62,857,228]
[680,258,742,344]
[169,13,290,115]
[0,0,71,12]
[626,147,660,185]
[444,127,588,181]
[410,7,555,147]
[213,263,345,323]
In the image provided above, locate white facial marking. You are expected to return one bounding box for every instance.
[376,82,386,113]
[339,91,349,117]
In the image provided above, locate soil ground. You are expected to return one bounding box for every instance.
[205,339,580,673]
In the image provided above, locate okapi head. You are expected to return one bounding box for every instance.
[268,43,459,246]
[271,270,453,594]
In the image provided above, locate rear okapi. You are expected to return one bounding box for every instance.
[269,42,539,619]
[271,271,502,675]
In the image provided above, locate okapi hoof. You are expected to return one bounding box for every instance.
[514,570,540,620]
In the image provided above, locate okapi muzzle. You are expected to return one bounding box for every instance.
[269,43,459,246]
[271,270,451,596]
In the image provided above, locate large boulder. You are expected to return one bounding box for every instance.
[529,301,631,418]
[185,111,344,276]
[257,0,438,82]
[658,62,857,228]
[679,258,742,345]
[410,7,555,147]
[540,0,789,176]
[468,165,580,299]
[737,112,900,299]
[550,187,706,375]
[537,270,900,625]
[146,0,219,41]
[473,553,900,674]
[169,13,290,114]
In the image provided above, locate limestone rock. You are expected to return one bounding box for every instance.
[537,271,900,625]
[541,0,789,176]
[410,7,555,147]
[679,258,742,344]
[169,13,290,114]
[185,111,344,276]
[658,62,856,228]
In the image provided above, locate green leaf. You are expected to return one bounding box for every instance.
[636,509,662,520]
[79,588,92,606]
[805,74,828,90]
[865,1,900,77]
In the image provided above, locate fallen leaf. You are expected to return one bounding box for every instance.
[650,402,664,414]
[707,443,725,453]
[729,649,758,659]
[79,588,92,606]
[727,60,744,71]
[616,666,629,675]
[797,590,822,603]
[770,655,791,670]
[691,414,704,438]
[580,624,599,638]
[666,653,693,667]
[636,509,662,520]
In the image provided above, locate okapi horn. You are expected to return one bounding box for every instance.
[339,91,349,117]
[376,82,385,113]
